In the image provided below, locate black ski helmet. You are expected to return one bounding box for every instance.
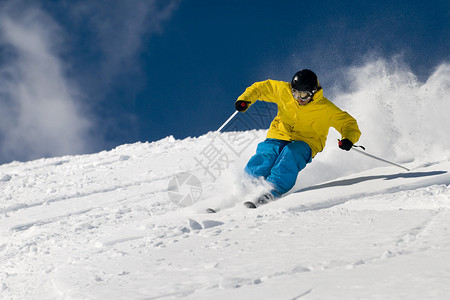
[291,69,318,92]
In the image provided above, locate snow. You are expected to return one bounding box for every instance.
[0,129,449,299]
[1,61,450,299]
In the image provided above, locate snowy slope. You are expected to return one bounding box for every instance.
[1,129,449,300]
[1,61,450,299]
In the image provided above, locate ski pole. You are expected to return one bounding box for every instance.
[217,111,239,132]
[351,146,410,171]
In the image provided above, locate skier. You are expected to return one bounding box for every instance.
[235,69,361,207]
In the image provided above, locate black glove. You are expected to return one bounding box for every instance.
[235,100,251,112]
[338,139,353,151]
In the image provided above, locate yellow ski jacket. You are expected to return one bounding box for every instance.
[237,79,361,158]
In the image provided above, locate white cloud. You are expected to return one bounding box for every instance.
[0,2,93,163]
[67,0,181,91]
[0,0,181,163]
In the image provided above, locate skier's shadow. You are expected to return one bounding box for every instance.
[295,171,447,193]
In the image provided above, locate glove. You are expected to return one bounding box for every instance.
[338,139,353,151]
[235,100,251,112]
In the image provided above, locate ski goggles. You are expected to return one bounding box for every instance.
[292,89,314,100]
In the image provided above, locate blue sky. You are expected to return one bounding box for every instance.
[0,0,448,164]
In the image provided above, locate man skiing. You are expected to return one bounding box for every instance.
[235,69,361,208]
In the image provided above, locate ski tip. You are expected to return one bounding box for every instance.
[206,208,217,213]
[243,201,257,209]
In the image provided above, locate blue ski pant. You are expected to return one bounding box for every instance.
[245,139,312,196]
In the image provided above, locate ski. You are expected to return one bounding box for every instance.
[207,202,257,211]
[244,193,274,209]
[243,201,257,209]
[206,194,274,212]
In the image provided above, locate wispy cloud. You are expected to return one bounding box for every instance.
[61,0,181,147]
[0,0,181,163]
[0,2,92,163]
[65,0,181,96]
